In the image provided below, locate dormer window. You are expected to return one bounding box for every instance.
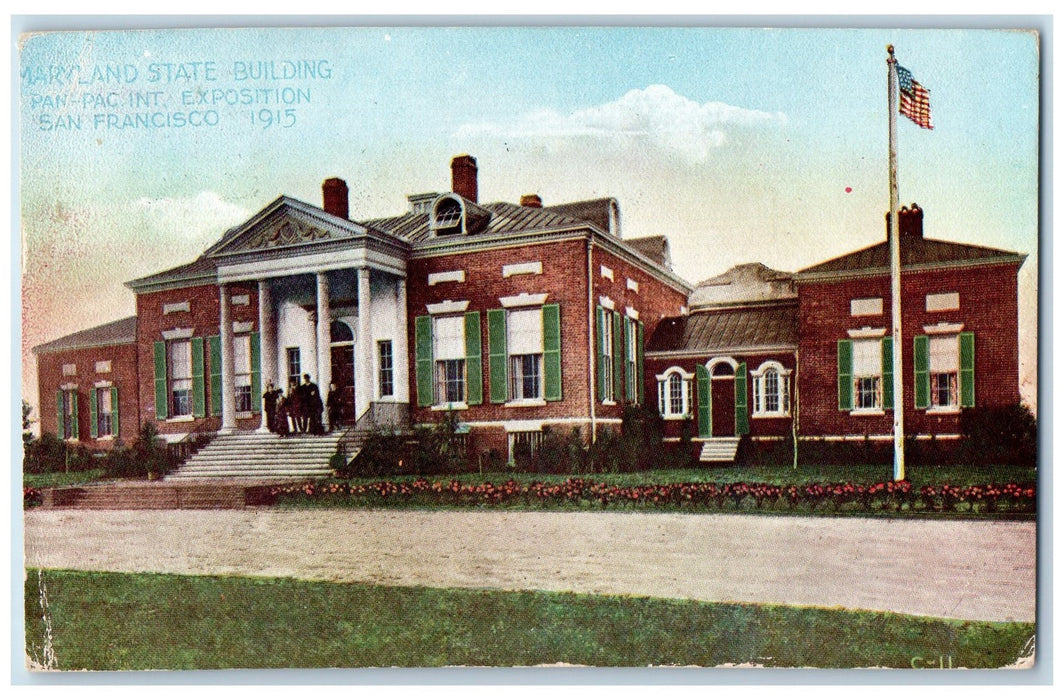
[433,197,463,235]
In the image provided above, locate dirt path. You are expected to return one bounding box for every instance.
[23,509,1035,622]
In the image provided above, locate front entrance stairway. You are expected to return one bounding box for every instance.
[698,437,741,464]
[165,430,348,481]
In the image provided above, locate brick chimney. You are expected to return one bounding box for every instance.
[520,193,543,208]
[322,177,349,219]
[451,154,478,203]
[884,203,924,239]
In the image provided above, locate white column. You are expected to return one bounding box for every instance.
[356,267,373,421]
[219,284,236,433]
[393,277,409,405]
[316,271,332,394]
[257,279,276,432]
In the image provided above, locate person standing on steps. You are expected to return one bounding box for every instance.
[302,373,324,435]
[326,382,343,433]
[262,380,284,434]
[285,379,302,434]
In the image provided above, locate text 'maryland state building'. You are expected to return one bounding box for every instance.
[33,155,1027,468]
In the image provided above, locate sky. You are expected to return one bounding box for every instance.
[16,24,1041,416]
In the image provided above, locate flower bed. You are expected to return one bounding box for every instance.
[268,478,1036,516]
[23,487,42,509]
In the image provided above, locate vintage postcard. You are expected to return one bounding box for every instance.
[18,22,1040,674]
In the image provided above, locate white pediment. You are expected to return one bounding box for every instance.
[208,198,370,258]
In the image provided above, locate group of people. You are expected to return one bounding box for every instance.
[262,375,345,435]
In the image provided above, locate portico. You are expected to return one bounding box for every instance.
[206,196,410,432]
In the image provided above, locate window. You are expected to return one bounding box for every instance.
[656,368,691,419]
[852,338,882,411]
[509,430,544,468]
[170,340,193,417]
[432,199,462,234]
[929,335,959,409]
[752,361,791,417]
[95,387,114,438]
[598,308,615,402]
[286,347,301,389]
[233,335,252,412]
[624,317,638,402]
[507,308,543,401]
[378,340,394,397]
[59,389,77,440]
[434,315,466,404]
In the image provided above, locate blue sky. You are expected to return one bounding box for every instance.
[17,25,1040,411]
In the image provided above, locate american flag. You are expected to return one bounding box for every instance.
[897,64,933,129]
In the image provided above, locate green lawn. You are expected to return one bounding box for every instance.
[23,469,106,489]
[26,568,1033,670]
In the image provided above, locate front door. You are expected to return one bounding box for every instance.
[711,371,736,437]
[330,344,355,425]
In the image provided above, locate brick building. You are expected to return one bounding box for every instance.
[32,159,1027,469]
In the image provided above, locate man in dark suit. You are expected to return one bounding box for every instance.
[302,374,324,435]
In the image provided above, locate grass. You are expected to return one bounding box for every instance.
[26,568,1033,670]
[23,469,106,489]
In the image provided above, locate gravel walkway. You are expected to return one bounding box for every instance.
[24,509,1036,622]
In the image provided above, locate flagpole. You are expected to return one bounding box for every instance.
[887,44,906,482]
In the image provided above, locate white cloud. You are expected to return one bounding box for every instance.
[455,85,786,163]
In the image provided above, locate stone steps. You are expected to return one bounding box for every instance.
[698,437,742,463]
[165,430,347,481]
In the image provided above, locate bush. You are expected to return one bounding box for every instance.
[23,432,70,474]
[101,423,173,479]
[960,404,1038,466]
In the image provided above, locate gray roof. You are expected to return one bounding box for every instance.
[360,200,606,244]
[797,237,1025,278]
[33,316,138,354]
[690,263,795,309]
[626,236,671,268]
[647,305,798,354]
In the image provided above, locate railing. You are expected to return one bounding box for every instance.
[165,418,218,465]
[338,402,411,459]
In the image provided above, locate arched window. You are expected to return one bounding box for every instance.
[330,320,353,343]
[656,366,692,419]
[751,360,792,417]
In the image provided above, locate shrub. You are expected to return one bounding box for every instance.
[960,404,1038,466]
[23,432,70,474]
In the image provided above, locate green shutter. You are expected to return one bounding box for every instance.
[611,311,623,402]
[636,321,645,405]
[153,341,168,420]
[696,364,711,438]
[250,332,262,411]
[543,304,562,401]
[70,391,79,439]
[415,315,434,407]
[837,340,853,411]
[914,335,930,409]
[464,312,483,405]
[960,332,975,408]
[735,362,749,435]
[209,335,222,416]
[881,336,894,410]
[624,319,635,401]
[488,308,508,404]
[89,387,98,438]
[191,337,206,418]
[111,387,119,438]
[56,390,64,439]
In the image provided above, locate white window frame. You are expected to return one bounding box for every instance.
[507,307,545,404]
[96,386,114,439]
[233,335,253,414]
[751,361,792,418]
[656,366,692,419]
[378,339,395,398]
[433,315,467,407]
[928,333,961,413]
[851,337,883,413]
[169,339,193,418]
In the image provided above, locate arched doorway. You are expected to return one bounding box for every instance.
[709,359,737,437]
[330,320,355,426]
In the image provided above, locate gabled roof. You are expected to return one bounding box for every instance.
[541,198,617,235]
[647,305,798,355]
[690,263,795,309]
[33,316,137,354]
[796,236,1026,279]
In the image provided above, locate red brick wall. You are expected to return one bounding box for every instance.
[135,282,261,436]
[36,341,140,449]
[796,262,1021,438]
[645,351,796,440]
[592,244,689,421]
[405,235,688,443]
